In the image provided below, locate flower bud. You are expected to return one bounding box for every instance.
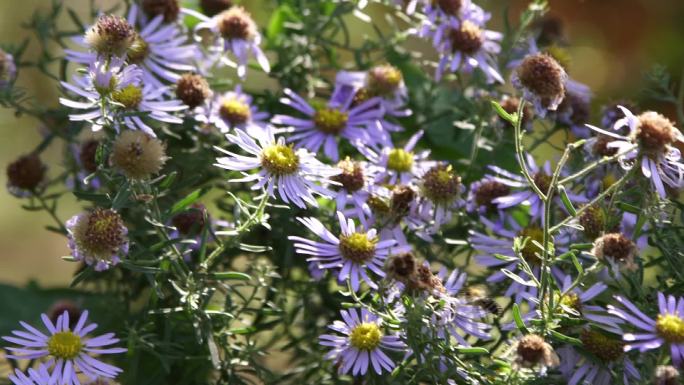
[111,130,167,180]
[6,154,46,196]
[200,0,233,17]
[176,73,212,109]
[591,233,637,271]
[84,15,135,57]
[142,0,181,23]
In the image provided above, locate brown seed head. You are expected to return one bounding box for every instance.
[332,158,365,192]
[85,15,135,57]
[516,53,566,107]
[634,111,677,156]
[217,7,256,41]
[176,73,211,109]
[448,20,484,55]
[473,180,509,211]
[48,300,82,329]
[172,203,207,236]
[655,366,681,385]
[79,140,100,174]
[421,164,461,204]
[592,233,637,270]
[142,0,181,23]
[74,209,127,258]
[578,205,605,240]
[200,0,233,17]
[7,154,46,192]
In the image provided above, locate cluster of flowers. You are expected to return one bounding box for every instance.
[1,0,683,383]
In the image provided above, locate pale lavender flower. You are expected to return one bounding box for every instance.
[288,211,408,291]
[359,130,433,185]
[422,0,489,26]
[586,106,684,198]
[557,339,640,385]
[0,48,17,89]
[215,127,338,208]
[2,310,126,385]
[194,7,269,78]
[65,4,197,90]
[608,292,684,365]
[421,16,503,82]
[66,208,129,271]
[556,274,623,334]
[8,365,52,385]
[197,85,268,134]
[273,88,384,161]
[319,308,405,375]
[416,163,464,229]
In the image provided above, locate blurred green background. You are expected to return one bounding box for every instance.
[1,0,683,287]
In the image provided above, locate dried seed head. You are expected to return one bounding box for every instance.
[448,20,484,55]
[655,366,680,385]
[219,97,251,126]
[6,154,46,192]
[421,164,461,204]
[391,185,416,217]
[592,233,637,270]
[516,334,558,368]
[516,53,566,109]
[48,300,82,329]
[111,130,167,179]
[79,140,101,174]
[500,96,534,127]
[85,15,135,57]
[200,0,233,17]
[533,171,551,194]
[634,111,678,156]
[578,205,605,240]
[217,7,256,41]
[332,158,365,192]
[473,180,509,211]
[176,73,211,109]
[367,65,403,97]
[142,0,181,23]
[433,0,462,15]
[580,329,624,363]
[172,203,207,236]
[72,208,127,260]
[386,252,418,282]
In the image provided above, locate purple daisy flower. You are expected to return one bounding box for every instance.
[488,153,586,220]
[66,208,129,271]
[319,308,406,376]
[330,157,377,221]
[197,85,268,134]
[60,57,186,136]
[2,310,126,385]
[608,292,684,366]
[469,215,565,304]
[556,274,624,334]
[359,130,433,185]
[557,336,640,385]
[288,211,408,291]
[466,177,511,215]
[215,127,338,209]
[586,106,684,198]
[416,163,464,229]
[8,365,52,385]
[422,0,489,26]
[420,15,503,82]
[65,4,197,90]
[194,6,269,78]
[272,88,384,161]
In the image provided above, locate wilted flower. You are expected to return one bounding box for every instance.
[141,0,181,23]
[199,0,233,17]
[273,88,384,161]
[176,73,212,109]
[514,334,559,371]
[587,107,684,198]
[655,366,680,385]
[2,310,126,385]
[0,48,17,89]
[84,15,136,57]
[288,211,408,291]
[172,203,208,237]
[466,177,510,214]
[6,153,47,197]
[331,158,376,220]
[215,128,338,208]
[110,130,167,179]
[360,130,433,185]
[591,232,638,272]
[66,208,129,271]
[511,53,567,116]
[418,163,463,227]
[608,292,684,366]
[319,308,405,375]
[195,6,269,78]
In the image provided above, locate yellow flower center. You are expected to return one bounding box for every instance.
[47,331,83,360]
[261,144,299,176]
[313,108,348,135]
[387,149,414,172]
[367,65,403,96]
[421,164,460,204]
[338,232,377,263]
[349,322,382,351]
[656,314,684,343]
[219,98,251,125]
[112,84,143,109]
[518,226,545,265]
[559,293,582,313]
[602,173,618,191]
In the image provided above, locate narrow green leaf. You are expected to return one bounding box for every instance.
[168,188,203,217]
[512,304,530,334]
[490,100,516,125]
[558,186,577,216]
[211,272,251,281]
[455,346,489,355]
